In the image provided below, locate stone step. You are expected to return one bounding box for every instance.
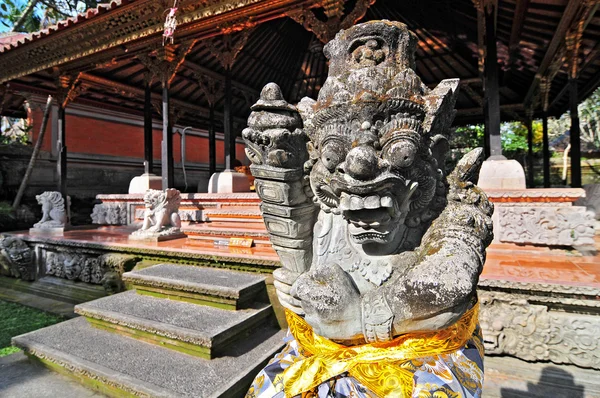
[13,317,285,398]
[122,263,267,310]
[202,208,264,223]
[0,275,106,306]
[75,291,275,359]
[182,224,271,247]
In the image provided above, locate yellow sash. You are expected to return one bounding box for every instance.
[283,303,479,397]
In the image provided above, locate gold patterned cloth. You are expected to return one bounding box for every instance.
[282,304,480,398]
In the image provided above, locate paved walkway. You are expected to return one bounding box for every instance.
[0,352,105,398]
[3,351,599,398]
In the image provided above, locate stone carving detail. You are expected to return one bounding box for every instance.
[480,291,600,369]
[98,253,138,294]
[46,251,105,284]
[130,189,183,240]
[44,251,137,293]
[244,21,493,343]
[91,203,127,225]
[497,206,594,246]
[0,236,35,281]
[33,191,68,229]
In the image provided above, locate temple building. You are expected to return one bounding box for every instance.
[0,0,598,199]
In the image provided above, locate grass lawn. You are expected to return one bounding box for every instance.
[0,300,65,357]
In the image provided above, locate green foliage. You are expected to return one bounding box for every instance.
[0,300,65,357]
[1,117,31,145]
[0,0,41,32]
[1,0,103,33]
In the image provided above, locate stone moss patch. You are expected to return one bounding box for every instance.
[0,300,65,357]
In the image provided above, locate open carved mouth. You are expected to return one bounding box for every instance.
[339,183,418,244]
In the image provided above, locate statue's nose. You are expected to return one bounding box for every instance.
[342,145,379,181]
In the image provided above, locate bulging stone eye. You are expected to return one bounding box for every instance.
[383,139,417,169]
[321,149,343,171]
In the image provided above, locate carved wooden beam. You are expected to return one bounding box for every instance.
[192,73,223,108]
[539,77,551,113]
[523,0,584,106]
[183,59,259,97]
[76,72,246,124]
[55,72,86,108]
[508,0,530,68]
[288,0,376,43]
[138,40,197,87]
[0,0,322,84]
[565,21,584,80]
[204,29,255,70]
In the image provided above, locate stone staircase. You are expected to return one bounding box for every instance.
[12,263,285,398]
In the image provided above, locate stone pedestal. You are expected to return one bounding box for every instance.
[486,189,595,246]
[207,170,251,193]
[29,227,67,236]
[128,173,162,194]
[478,158,526,190]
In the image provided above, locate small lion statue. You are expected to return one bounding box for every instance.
[33,191,68,229]
[130,188,182,240]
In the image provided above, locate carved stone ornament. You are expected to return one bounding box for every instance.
[0,235,35,281]
[480,291,600,370]
[43,250,136,293]
[32,191,68,229]
[129,189,184,241]
[243,21,494,343]
[497,205,595,246]
[91,203,128,225]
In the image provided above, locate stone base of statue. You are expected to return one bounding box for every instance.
[128,173,163,194]
[31,191,69,236]
[29,226,68,236]
[207,170,250,193]
[128,188,185,242]
[477,156,527,190]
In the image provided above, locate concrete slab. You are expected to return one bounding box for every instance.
[13,317,285,398]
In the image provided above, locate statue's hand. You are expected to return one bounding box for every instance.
[273,267,304,315]
[292,264,362,342]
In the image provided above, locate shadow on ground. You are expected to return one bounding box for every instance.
[501,366,585,398]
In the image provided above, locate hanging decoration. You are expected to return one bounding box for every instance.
[163,0,178,45]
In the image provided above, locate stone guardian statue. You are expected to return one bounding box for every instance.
[129,188,184,241]
[244,21,493,398]
[30,191,69,234]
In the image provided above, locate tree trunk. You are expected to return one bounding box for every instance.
[11,0,39,32]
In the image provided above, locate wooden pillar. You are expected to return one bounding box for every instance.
[161,82,174,189]
[484,2,502,158]
[56,104,67,197]
[570,77,581,188]
[144,80,153,175]
[209,104,216,176]
[526,115,534,187]
[542,112,550,187]
[224,67,234,170]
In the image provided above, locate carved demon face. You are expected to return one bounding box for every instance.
[2,237,33,265]
[304,21,454,251]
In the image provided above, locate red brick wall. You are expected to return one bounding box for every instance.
[29,109,249,166]
[30,107,53,153]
